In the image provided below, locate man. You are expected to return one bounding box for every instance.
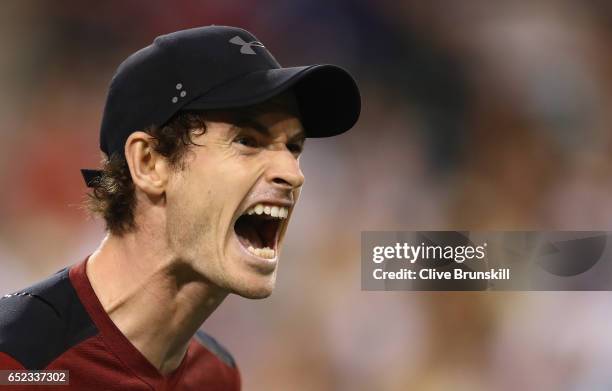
[0,26,360,390]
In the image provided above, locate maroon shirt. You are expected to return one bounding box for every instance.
[0,258,241,390]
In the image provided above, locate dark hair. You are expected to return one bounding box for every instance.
[85,92,300,236]
[86,112,207,235]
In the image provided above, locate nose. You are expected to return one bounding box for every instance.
[266,150,305,190]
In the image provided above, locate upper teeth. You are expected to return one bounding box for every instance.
[245,203,289,219]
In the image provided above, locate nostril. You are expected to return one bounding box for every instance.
[272,177,291,187]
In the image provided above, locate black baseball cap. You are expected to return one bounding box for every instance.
[81,25,361,187]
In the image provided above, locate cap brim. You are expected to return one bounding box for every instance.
[82,65,360,187]
[183,64,361,138]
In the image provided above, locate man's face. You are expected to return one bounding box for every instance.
[164,108,305,298]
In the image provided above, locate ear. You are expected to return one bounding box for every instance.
[124,131,170,196]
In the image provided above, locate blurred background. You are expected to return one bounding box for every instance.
[2,0,612,389]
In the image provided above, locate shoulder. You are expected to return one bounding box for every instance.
[0,267,97,369]
[193,329,237,369]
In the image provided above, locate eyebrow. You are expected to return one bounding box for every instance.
[234,117,305,144]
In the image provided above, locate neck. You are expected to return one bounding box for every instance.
[86,232,228,375]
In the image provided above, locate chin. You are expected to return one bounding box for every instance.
[231,276,276,299]
[222,230,282,299]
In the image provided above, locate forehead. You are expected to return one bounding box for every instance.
[225,110,305,140]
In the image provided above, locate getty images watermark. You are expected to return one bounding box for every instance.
[361,231,612,291]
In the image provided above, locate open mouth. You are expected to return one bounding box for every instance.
[234,203,289,259]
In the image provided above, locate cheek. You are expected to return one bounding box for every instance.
[166,147,269,245]
[165,175,214,255]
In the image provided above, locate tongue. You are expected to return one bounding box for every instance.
[235,217,263,248]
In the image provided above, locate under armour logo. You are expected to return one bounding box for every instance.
[229,36,265,55]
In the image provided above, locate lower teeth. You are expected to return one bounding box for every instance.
[247,245,276,259]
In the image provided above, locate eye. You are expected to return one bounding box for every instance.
[287,143,303,155]
[234,135,259,148]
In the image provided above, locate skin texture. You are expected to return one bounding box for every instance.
[86,108,305,374]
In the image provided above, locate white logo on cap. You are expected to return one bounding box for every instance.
[229,36,265,55]
[171,83,187,103]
